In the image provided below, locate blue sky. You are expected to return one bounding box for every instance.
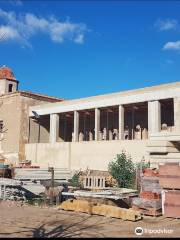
[0,0,180,99]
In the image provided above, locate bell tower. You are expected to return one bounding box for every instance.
[0,65,19,95]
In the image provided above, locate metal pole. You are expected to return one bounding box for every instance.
[48,167,54,205]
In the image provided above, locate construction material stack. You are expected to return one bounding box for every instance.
[159,162,180,218]
[132,168,162,216]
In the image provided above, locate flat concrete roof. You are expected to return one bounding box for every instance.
[29,81,180,116]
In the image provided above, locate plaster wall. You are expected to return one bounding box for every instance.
[25,140,149,171]
[0,94,21,156]
[19,96,52,161]
[0,80,6,95]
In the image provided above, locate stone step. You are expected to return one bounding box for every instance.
[150,152,180,159]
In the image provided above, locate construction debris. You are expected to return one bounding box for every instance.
[62,188,138,201]
[0,178,44,202]
[132,168,162,216]
[59,199,142,221]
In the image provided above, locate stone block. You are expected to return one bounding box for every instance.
[59,199,142,221]
[91,204,142,221]
[59,199,93,214]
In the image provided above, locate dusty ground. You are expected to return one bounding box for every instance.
[0,200,180,238]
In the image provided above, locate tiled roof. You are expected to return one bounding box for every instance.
[0,65,17,81]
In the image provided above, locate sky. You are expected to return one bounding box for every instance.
[0,0,180,99]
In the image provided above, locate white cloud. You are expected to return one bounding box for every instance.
[154,18,178,31]
[163,41,180,51]
[0,25,20,41]
[0,8,88,46]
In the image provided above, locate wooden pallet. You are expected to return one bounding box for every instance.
[132,205,162,217]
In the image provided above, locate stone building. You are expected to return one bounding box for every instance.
[0,66,63,165]
[26,81,180,170]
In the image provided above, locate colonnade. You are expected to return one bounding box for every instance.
[49,98,180,143]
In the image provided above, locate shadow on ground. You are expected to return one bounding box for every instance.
[0,215,112,238]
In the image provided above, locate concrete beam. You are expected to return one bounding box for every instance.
[29,83,180,117]
[49,114,59,143]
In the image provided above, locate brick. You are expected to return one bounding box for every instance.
[143,168,159,177]
[140,191,161,200]
[132,197,162,210]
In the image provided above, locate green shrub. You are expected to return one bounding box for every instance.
[69,172,82,188]
[108,151,136,189]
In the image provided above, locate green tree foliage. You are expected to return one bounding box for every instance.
[69,172,82,188]
[108,151,136,188]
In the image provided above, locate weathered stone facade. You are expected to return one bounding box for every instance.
[0,66,63,165]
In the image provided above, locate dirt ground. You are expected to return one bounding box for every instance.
[0,200,180,238]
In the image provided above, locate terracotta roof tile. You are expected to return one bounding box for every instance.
[0,65,17,81]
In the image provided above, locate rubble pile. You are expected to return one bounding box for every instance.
[1,186,26,201]
[0,178,40,202]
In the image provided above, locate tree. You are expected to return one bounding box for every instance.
[108,151,136,188]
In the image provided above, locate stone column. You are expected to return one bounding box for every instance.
[119,105,124,140]
[174,97,180,132]
[73,111,79,142]
[95,108,100,141]
[49,113,59,143]
[148,100,161,134]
